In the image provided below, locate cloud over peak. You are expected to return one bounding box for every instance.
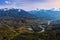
[0,0,60,10]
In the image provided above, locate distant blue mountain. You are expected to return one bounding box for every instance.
[29,10,60,20]
[0,8,37,20]
[0,8,60,20]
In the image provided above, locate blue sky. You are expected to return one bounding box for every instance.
[0,0,60,10]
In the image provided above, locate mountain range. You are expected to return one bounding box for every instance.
[0,8,37,20]
[0,8,60,21]
[29,9,60,20]
[0,8,60,30]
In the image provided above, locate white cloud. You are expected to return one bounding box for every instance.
[5,1,11,4]
[0,0,60,11]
